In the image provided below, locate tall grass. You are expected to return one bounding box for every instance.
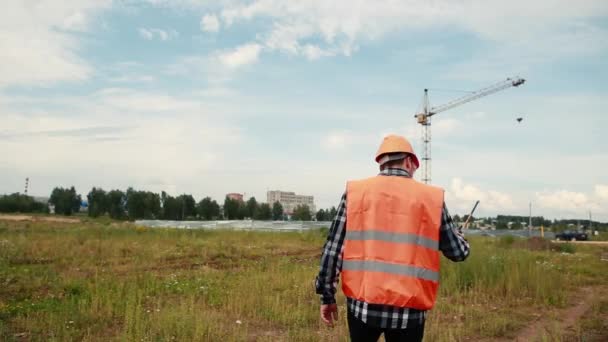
[1,220,606,341]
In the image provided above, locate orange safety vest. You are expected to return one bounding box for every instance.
[341,175,444,310]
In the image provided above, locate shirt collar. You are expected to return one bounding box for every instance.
[378,168,412,178]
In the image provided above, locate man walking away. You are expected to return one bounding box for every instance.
[315,134,470,342]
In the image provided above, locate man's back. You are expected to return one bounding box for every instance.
[342,175,444,310]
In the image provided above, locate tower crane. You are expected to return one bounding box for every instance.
[414,77,525,184]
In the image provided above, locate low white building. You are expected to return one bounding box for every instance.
[267,190,316,214]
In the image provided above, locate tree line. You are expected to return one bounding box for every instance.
[16,187,604,230]
[85,186,339,221]
[0,193,47,213]
[87,187,231,221]
[0,185,339,222]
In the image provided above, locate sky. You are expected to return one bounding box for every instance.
[1,0,607,221]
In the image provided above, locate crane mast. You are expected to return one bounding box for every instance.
[415,77,525,184]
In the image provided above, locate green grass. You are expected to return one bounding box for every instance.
[1,219,607,341]
[591,231,608,241]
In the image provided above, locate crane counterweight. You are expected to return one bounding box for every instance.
[512,78,525,87]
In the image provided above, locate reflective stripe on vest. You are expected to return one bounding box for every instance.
[342,175,444,310]
[342,260,439,282]
[345,230,439,250]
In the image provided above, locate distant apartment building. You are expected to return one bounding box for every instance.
[226,193,244,202]
[267,190,315,214]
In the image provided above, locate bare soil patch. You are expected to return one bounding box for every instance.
[502,286,601,342]
[0,214,80,224]
[553,240,608,246]
[0,215,32,221]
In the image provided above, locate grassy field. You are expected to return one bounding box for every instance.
[591,231,608,241]
[1,219,607,341]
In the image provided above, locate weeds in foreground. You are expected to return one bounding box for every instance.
[0,220,607,341]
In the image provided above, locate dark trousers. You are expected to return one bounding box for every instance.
[347,310,425,342]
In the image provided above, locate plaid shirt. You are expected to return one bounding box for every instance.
[315,168,470,329]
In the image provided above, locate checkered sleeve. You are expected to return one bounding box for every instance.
[315,192,347,304]
[439,203,470,262]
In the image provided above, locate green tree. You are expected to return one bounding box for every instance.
[272,201,283,221]
[49,186,81,216]
[255,203,272,220]
[145,191,162,219]
[316,209,326,221]
[126,187,143,219]
[292,204,312,221]
[328,206,338,220]
[246,197,259,218]
[495,221,508,230]
[0,193,45,213]
[126,188,161,220]
[211,199,220,219]
[237,201,248,219]
[223,197,240,220]
[161,192,182,220]
[198,197,220,220]
[107,190,126,219]
[178,194,196,219]
[87,187,108,217]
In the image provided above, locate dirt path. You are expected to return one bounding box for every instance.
[507,287,597,341]
[553,240,608,246]
[0,214,80,223]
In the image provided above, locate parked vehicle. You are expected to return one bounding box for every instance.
[555,230,588,241]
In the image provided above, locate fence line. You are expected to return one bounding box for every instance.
[135,220,556,238]
[135,219,332,232]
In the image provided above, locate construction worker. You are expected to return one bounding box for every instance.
[315,134,470,342]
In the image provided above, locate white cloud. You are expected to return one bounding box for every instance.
[150,1,608,79]
[108,75,156,83]
[465,111,486,120]
[595,185,608,200]
[323,131,352,150]
[446,177,515,213]
[444,22,608,82]
[93,88,198,112]
[0,89,243,199]
[536,190,600,212]
[138,28,154,40]
[200,14,220,32]
[165,56,236,85]
[0,1,111,87]
[432,118,464,136]
[138,28,178,41]
[214,0,608,62]
[166,56,207,75]
[302,44,335,60]
[321,130,402,152]
[166,50,262,83]
[217,43,262,68]
[61,11,87,31]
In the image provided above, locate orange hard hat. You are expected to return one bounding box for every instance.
[375,134,419,168]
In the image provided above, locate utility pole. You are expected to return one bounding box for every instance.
[181,195,185,221]
[528,202,532,237]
